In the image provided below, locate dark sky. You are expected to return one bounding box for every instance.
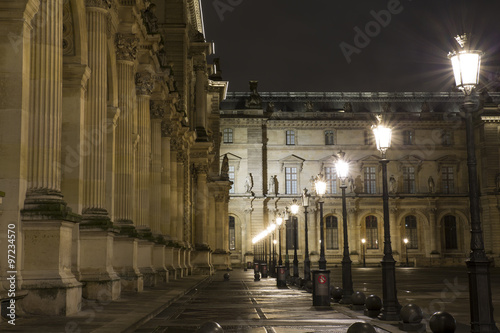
[201,0,500,93]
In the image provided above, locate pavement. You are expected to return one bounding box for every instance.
[1,266,499,332]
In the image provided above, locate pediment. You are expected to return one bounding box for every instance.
[436,154,461,171]
[279,154,305,172]
[397,155,424,172]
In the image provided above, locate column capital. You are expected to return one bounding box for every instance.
[115,33,138,61]
[161,120,179,138]
[150,100,166,119]
[85,0,112,9]
[135,71,154,96]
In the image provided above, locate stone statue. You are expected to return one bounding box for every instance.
[305,101,314,112]
[244,173,253,193]
[141,2,159,34]
[268,175,276,195]
[389,175,397,193]
[348,177,355,193]
[428,176,435,193]
[245,81,262,109]
[221,154,229,180]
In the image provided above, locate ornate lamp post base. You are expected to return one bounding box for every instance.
[379,257,400,321]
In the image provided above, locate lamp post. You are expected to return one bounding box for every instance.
[284,207,290,278]
[336,151,353,304]
[276,214,286,288]
[361,238,366,267]
[290,199,300,280]
[373,115,400,320]
[302,188,311,281]
[448,34,498,332]
[312,173,330,306]
[403,238,409,267]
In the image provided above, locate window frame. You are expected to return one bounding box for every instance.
[324,166,337,194]
[286,130,295,145]
[325,130,335,145]
[444,215,458,250]
[402,166,416,194]
[404,215,418,249]
[229,216,236,250]
[223,128,233,144]
[365,215,379,249]
[325,215,339,250]
[364,166,377,194]
[285,166,298,194]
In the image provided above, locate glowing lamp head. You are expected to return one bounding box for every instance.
[372,123,392,155]
[290,199,299,215]
[315,174,327,197]
[361,238,366,244]
[404,238,409,245]
[276,216,283,226]
[448,34,482,96]
[336,159,349,181]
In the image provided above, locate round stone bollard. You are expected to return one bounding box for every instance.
[197,321,224,332]
[304,280,313,293]
[351,291,366,311]
[331,287,343,303]
[364,295,382,318]
[429,311,456,333]
[399,304,424,331]
[347,322,377,333]
[223,273,230,281]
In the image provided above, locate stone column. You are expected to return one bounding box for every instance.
[169,139,179,241]
[160,121,173,236]
[22,0,82,316]
[112,33,143,291]
[150,100,165,235]
[177,150,186,242]
[194,163,209,246]
[114,33,138,229]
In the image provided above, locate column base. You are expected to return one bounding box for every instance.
[191,249,213,275]
[172,248,184,278]
[153,245,169,283]
[164,247,179,280]
[113,236,143,292]
[21,279,82,316]
[81,278,121,301]
[137,240,157,288]
[212,251,231,271]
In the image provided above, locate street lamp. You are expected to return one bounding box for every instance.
[448,34,498,332]
[312,173,330,307]
[372,115,400,320]
[336,151,353,304]
[290,199,300,280]
[403,238,409,267]
[276,214,286,288]
[361,238,366,267]
[302,188,311,281]
[284,207,290,278]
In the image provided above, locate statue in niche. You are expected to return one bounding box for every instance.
[268,175,276,195]
[244,173,253,194]
[305,101,314,112]
[428,176,435,193]
[348,176,355,193]
[245,81,262,109]
[141,2,159,34]
[389,175,397,193]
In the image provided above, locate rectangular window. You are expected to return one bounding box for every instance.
[442,167,454,194]
[365,216,378,249]
[364,130,374,145]
[228,166,235,194]
[325,167,337,194]
[229,217,236,250]
[285,167,298,194]
[326,216,339,249]
[403,130,414,145]
[364,167,376,194]
[223,128,233,143]
[404,215,418,249]
[286,130,295,145]
[403,166,416,194]
[325,130,334,145]
[442,130,453,146]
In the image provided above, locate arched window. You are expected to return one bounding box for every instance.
[229,216,235,250]
[365,215,378,249]
[444,215,458,249]
[325,216,339,249]
[404,215,418,249]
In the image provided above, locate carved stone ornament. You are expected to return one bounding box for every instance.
[161,120,177,137]
[245,81,262,109]
[343,102,353,113]
[150,100,166,119]
[85,0,112,9]
[135,72,154,96]
[115,33,138,61]
[141,2,159,34]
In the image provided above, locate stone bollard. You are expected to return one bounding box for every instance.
[351,291,366,311]
[347,322,377,333]
[364,295,382,318]
[254,271,260,281]
[223,273,230,281]
[399,304,425,332]
[197,321,224,332]
[429,311,456,333]
[331,287,343,303]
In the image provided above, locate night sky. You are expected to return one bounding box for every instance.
[201,0,500,93]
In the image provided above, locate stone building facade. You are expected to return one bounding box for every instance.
[220,85,500,270]
[0,0,230,316]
